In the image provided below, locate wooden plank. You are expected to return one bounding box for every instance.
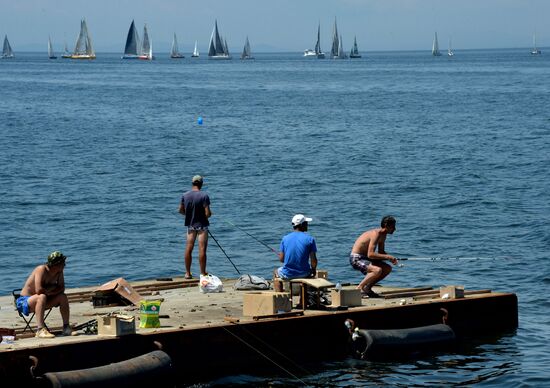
[379,287,434,295]
[252,311,304,321]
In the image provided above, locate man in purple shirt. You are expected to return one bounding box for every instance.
[178,175,212,279]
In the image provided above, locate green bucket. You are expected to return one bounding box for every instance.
[139,299,162,328]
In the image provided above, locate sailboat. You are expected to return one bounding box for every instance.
[2,35,14,59]
[192,40,199,58]
[531,32,541,55]
[122,20,141,59]
[138,24,154,60]
[61,41,71,58]
[70,19,96,59]
[208,20,231,59]
[48,36,57,59]
[170,33,184,58]
[240,36,254,60]
[304,23,325,58]
[447,37,454,57]
[349,35,361,58]
[432,32,441,56]
[337,35,347,59]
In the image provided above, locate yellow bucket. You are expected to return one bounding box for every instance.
[139,299,162,328]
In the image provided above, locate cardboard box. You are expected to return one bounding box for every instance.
[316,270,328,279]
[243,292,291,316]
[93,277,143,307]
[97,314,136,336]
[440,285,465,299]
[330,288,362,307]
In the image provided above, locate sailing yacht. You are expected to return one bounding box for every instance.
[48,36,57,59]
[330,18,346,59]
[122,20,141,59]
[208,20,231,59]
[240,36,254,60]
[192,41,199,58]
[61,41,71,58]
[170,33,185,58]
[2,35,14,59]
[432,32,441,56]
[70,19,96,59]
[138,24,154,60]
[304,23,325,58]
[349,36,361,58]
[447,38,454,57]
[531,33,541,55]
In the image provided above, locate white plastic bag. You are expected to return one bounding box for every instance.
[199,274,223,293]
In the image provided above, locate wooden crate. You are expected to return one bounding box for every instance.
[330,288,362,307]
[440,285,465,299]
[97,314,136,336]
[243,292,291,316]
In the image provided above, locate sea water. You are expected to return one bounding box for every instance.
[1,50,549,386]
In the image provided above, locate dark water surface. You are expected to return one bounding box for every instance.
[1,50,549,386]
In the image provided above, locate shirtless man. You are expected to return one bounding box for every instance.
[17,251,71,338]
[349,216,398,298]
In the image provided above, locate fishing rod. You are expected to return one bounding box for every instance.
[397,256,504,261]
[208,230,242,275]
[221,218,278,256]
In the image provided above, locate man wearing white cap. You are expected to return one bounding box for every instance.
[276,214,318,280]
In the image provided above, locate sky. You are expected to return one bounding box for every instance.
[1,0,548,53]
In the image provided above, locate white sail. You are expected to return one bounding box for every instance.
[2,35,14,58]
[337,35,346,59]
[139,24,154,60]
[71,19,95,59]
[241,36,253,59]
[62,41,71,58]
[192,40,199,57]
[48,36,57,59]
[171,33,184,58]
[432,32,441,56]
[447,37,454,57]
[122,20,140,59]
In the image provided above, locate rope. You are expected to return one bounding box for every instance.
[221,326,309,386]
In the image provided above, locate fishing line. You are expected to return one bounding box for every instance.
[208,230,241,275]
[221,218,278,255]
[234,324,313,376]
[221,326,308,386]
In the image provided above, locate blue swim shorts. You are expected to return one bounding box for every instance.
[16,295,31,316]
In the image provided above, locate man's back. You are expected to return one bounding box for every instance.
[279,231,316,278]
[182,190,210,228]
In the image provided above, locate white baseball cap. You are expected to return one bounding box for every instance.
[292,214,312,226]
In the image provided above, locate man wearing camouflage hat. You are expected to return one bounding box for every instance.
[17,251,72,338]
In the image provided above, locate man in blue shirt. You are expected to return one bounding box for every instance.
[276,214,318,280]
[178,175,212,279]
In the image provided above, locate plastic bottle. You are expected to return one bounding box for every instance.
[335,282,342,291]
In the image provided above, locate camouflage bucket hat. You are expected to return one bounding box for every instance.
[47,251,67,266]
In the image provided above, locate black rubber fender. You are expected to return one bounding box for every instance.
[37,350,173,387]
[352,323,456,359]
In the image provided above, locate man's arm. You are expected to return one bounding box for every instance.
[205,205,212,218]
[309,252,318,276]
[367,232,391,260]
[278,252,285,263]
